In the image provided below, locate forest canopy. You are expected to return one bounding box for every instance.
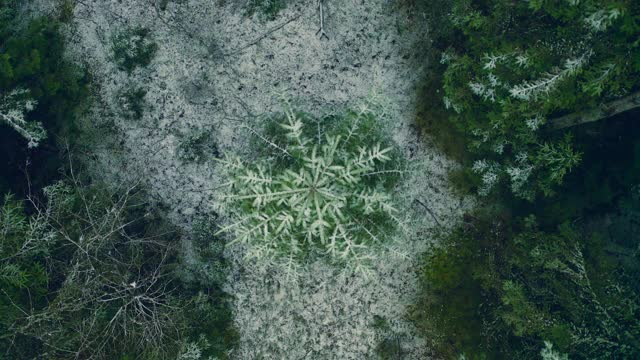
[0,3,236,359]
[439,0,640,200]
[410,1,640,359]
[0,0,88,197]
[1,0,639,358]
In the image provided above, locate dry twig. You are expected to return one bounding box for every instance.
[316,0,329,40]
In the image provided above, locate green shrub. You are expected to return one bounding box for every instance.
[376,336,404,360]
[410,213,501,359]
[0,180,237,359]
[179,215,238,359]
[111,27,158,74]
[58,0,75,23]
[0,16,88,136]
[118,86,148,120]
[435,0,640,200]
[0,10,89,196]
[181,215,229,288]
[246,0,287,21]
[410,211,640,359]
[373,315,406,359]
[176,130,219,163]
[218,99,405,275]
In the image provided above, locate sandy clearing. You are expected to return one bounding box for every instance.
[59,0,471,357]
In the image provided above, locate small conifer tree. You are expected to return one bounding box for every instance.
[217,98,404,275]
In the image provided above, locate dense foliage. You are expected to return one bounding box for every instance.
[219,99,404,275]
[410,1,640,358]
[0,1,88,196]
[118,86,149,121]
[245,0,287,20]
[0,6,87,140]
[411,207,640,359]
[111,27,158,74]
[0,179,237,360]
[440,0,640,200]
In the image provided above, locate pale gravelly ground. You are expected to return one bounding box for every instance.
[55,0,472,358]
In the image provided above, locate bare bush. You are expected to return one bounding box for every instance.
[9,174,185,359]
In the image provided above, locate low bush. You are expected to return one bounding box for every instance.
[0,178,237,359]
[111,27,158,74]
[0,6,89,196]
[425,0,640,200]
[411,209,640,359]
[118,86,149,120]
[245,0,287,21]
[218,99,405,275]
[177,130,219,163]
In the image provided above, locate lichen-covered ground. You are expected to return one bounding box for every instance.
[58,0,471,358]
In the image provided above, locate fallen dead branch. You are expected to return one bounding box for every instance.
[316,0,329,40]
[226,14,302,57]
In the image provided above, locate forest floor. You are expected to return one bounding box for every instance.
[54,0,471,358]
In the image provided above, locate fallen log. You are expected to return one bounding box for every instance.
[551,90,640,130]
[316,0,329,40]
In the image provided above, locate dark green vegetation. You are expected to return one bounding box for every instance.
[412,171,640,359]
[426,0,640,200]
[0,179,237,359]
[110,27,157,121]
[410,1,640,359]
[373,315,406,360]
[111,27,158,74]
[177,130,219,163]
[0,0,89,197]
[118,86,149,121]
[1,4,236,359]
[220,102,405,274]
[245,0,287,21]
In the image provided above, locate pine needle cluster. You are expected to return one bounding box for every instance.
[440,0,639,200]
[0,88,45,148]
[218,100,404,274]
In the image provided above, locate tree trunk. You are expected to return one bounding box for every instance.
[551,90,640,130]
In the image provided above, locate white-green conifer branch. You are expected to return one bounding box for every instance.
[218,103,403,275]
[0,89,46,148]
